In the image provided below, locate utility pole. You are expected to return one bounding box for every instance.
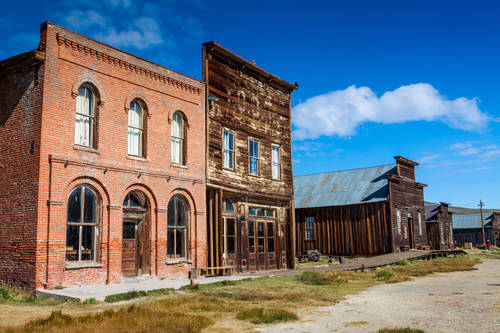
[479,200,486,246]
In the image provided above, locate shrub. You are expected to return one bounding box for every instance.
[378,328,425,333]
[83,298,97,305]
[376,268,395,281]
[236,308,298,324]
[396,259,409,266]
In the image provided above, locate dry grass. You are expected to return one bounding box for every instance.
[377,328,426,333]
[0,255,481,332]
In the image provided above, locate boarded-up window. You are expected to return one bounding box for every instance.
[418,212,422,236]
[272,145,280,180]
[397,209,401,234]
[305,217,314,240]
[223,130,234,169]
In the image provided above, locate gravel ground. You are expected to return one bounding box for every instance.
[259,259,500,333]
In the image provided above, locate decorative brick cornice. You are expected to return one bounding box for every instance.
[56,34,202,96]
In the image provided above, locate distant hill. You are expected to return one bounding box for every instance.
[424,201,500,214]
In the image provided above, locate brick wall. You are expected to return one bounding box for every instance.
[0,56,44,288]
[0,22,208,289]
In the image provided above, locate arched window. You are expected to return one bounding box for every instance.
[66,186,99,262]
[167,195,189,258]
[171,112,185,165]
[128,100,144,156]
[75,85,96,147]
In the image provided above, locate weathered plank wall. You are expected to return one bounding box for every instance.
[389,158,428,251]
[295,201,392,256]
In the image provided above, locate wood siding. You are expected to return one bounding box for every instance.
[295,202,392,256]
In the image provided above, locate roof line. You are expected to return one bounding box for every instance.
[294,163,396,178]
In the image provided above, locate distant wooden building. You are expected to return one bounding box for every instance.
[295,156,428,256]
[452,213,500,247]
[425,202,454,250]
[202,42,297,274]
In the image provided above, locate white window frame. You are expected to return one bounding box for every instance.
[305,216,314,240]
[128,100,144,157]
[171,112,185,165]
[272,144,281,180]
[418,212,422,236]
[249,138,259,175]
[223,129,235,170]
[75,85,96,148]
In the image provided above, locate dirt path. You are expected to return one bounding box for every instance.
[259,259,500,333]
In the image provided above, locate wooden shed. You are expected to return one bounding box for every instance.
[452,212,500,247]
[295,156,428,256]
[425,202,454,250]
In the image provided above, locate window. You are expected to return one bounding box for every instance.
[223,218,236,254]
[66,186,98,262]
[305,217,314,240]
[249,139,259,175]
[397,209,401,234]
[128,100,144,156]
[249,207,273,217]
[248,221,255,253]
[257,222,265,253]
[223,130,234,169]
[167,195,189,258]
[267,222,275,253]
[75,86,96,147]
[272,145,281,180]
[418,212,422,236]
[440,221,445,245]
[171,112,185,165]
[223,199,235,213]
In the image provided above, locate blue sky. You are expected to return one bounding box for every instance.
[1,0,499,208]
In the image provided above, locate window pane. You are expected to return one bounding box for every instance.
[267,236,274,253]
[75,114,91,146]
[68,188,81,223]
[123,222,135,239]
[129,194,141,207]
[224,199,234,213]
[258,237,264,254]
[172,112,184,139]
[249,207,256,216]
[129,101,142,128]
[248,221,254,237]
[257,208,265,217]
[171,138,181,164]
[66,225,79,261]
[128,127,141,155]
[227,218,235,236]
[266,209,274,217]
[176,228,185,258]
[227,236,235,254]
[267,223,274,237]
[258,222,264,237]
[83,188,96,223]
[167,198,176,226]
[167,228,174,255]
[81,226,95,261]
[177,197,187,226]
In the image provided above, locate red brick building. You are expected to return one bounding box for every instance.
[0,23,207,289]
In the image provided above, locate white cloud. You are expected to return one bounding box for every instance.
[292,83,489,140]
[64,10,107,29]
[96,18,164,50]
[418,154,441,164]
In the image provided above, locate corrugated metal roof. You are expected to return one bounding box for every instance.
[452,213,493,229]
[294,164,396,209]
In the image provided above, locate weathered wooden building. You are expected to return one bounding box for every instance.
[452,213,500,247]
[202,42,297,274]
[425,202,454,250]
[295,156,428,256]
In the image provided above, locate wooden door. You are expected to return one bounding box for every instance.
[122,220,138,277]
[426,222,439,250]
[223,217,237,268]
[247,220,257,271]
[257,221,266,269]
[267,221,277,269]
[408,217,415,248]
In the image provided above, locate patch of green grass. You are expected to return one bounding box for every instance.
[83,298,97,305]
[0,286,60,305]
[376,268,396,281]
[236,307,298,324]
[104,288,172,303]
[295,271,348,285]
[377,328,425,333]
[345,320,368,327]
[396,259,409,266]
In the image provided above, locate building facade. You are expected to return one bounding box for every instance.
[0,23,206,289]
[425,202,454,250]
[202,42,297,273]
[452,213,499,247]
[295,156,428,256]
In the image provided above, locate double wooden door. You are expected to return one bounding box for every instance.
[122,218,150,277]
[246,220,276,272]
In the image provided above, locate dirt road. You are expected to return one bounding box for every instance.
[259,259,500,333]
